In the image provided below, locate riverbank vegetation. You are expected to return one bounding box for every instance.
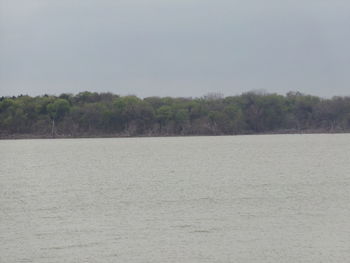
[1,91,350,138]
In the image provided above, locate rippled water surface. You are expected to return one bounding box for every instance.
[1,134,350,262]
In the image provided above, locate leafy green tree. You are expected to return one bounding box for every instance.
[46,99,70,137]
[156,105,173,133]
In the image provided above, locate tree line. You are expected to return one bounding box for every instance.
[1,91,350,138]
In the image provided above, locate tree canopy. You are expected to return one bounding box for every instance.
[1,91,350,138]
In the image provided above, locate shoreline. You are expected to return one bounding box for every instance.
[1,129,349,140]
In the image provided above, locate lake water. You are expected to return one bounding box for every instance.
[1,134,350,262]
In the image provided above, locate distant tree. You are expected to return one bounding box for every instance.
[46,99,70,137]
[156,105,173,133]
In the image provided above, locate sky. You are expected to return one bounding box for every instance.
[0,0,349,98]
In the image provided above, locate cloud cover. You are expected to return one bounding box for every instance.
[1,0,349,97]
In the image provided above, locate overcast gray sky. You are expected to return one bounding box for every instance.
[1,0,349,98]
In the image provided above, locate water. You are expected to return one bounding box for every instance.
[1,134,350,262]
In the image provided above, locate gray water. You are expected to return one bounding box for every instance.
[1,134,350,263]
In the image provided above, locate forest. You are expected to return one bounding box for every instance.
[1,91,350,138]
